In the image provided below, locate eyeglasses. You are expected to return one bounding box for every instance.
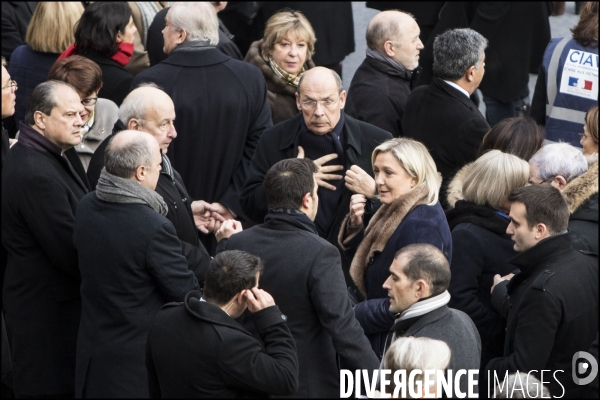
[81,97,98,106]
[300,96,340,110]
[2,79,17,91]
[578,132,589,140]
[529,175,555,185]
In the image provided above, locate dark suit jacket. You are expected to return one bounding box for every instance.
[131,47,272,218]
[81,49,134,106]
[217,212,380,398]
[402,78,490,207]
[73,192,199,398]
[146,291,298,398]
[240,113,392,287]
[1,2,37,61]
[2,124,88,396]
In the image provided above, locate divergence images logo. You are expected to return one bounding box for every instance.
[572,351,598,386]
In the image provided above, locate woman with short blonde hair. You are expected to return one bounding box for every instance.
[445,149,529,370]
[339,137,452,358]
[8,2,84,125]
[245,10,316,124]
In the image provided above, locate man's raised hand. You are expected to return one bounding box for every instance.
[297,145,343,191]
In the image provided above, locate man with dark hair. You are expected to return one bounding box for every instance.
[383,243,481,397]
[2,80,86,397]
[488,185,598,398]
[345,11,423,137]
[241,67,393,289]
[220,157,379,397]
[146,250,299,397]
[73,130,199,398]
[402,28,490,208]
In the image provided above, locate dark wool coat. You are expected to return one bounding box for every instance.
[73,192,199,398]
[2,126,88,396]
[402,77,490,206]
[79,49,134,106]
[146,291,298,398]
[1,2,37,61]
[240,113,392,287]
[217,212,380,398]
[563,161,598,254]
[244,39,314,125]
[388,305,481,397]
[345,57,421,137]
[487,233,598,398]
[131,47,272,218]
[341,202,452,358]
[446,201,517,368]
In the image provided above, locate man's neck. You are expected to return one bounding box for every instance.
[443,79,472,97]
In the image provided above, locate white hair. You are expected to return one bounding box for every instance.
[169,2,219,45]
[118,83,164,125]
[529,143,588,183]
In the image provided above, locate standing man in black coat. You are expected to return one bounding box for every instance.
[219,158,379,397]
[241,67,392,289]
[132,2,272,235]
[488,185,598,398]
[147,250,299,398]
[73,130,199,398]
[2,81,87,397]
[346,10,423,138]
[402,28,490,209]
[87,84,215,283]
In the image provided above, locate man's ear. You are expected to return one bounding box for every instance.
[534,222,549,240]
[295,92,302,111]
[465,65,476,82]
[415,279,431,298]
[301,192,312,210]
[33,110,46,130]
[553,175,568,190]
[128,118,141,130]
[134,164,146,183]
[383,41,395,57]
[178,29,187,44]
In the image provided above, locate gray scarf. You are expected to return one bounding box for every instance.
[366,47,411,74]
[96,168,168,216]
[173,40,216,53]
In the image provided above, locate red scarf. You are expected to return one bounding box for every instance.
[58,42,134,66]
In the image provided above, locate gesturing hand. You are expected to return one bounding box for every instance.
[215,219,243,242]
[490,273,515,294]
[297,145,343,191]
[244,287,276,313]
[349,194,367,228]
[345,165,376,199]
[191,200,226,234]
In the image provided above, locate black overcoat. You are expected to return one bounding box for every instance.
[131,47,272,218]
[146,291,299,398]
[487,233,598,398]
[1,126,88,396]
[80,49,134,106]
[217,212,380,398]
[345,57,421,138]
[73,192,199,398]
[240,113,392,287]
[402,77,490,206]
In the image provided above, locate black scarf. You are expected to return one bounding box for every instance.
[445,200,509,235]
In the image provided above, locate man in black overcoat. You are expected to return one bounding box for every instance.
[402,28,490,209]
[488,185,598,398]
[146,250,299,397]
[219,158,380,398]
[345,10,423,137]
[131,2,272,232]
[73,130,199,398]
[87,85,215,283]
[2,81,87,397]
[240,67,392,289]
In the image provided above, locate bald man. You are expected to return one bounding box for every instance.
[345,11,424,137]
[73,129,199,398]
[87,84,213,284]
[241,66,392,290]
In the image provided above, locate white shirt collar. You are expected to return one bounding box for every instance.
[443,80,470,98]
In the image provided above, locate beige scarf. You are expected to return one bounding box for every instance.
[339,185,429,298]
[268,57,306,87]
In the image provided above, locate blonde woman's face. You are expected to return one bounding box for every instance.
[373,152,416,204]
[271,33,308,76]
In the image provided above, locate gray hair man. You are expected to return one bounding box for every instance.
[73,129,199,398]
[87,84,217,283]
[382,243,481,397]
[2,80,87,397]
[131,2,273,254]
[402,28,490,208]
[528,142,597,253]
[346,11,424,137]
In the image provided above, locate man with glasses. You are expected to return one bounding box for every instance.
[2,80,87,397]
[528,142,597,253]
[241,66,392,289]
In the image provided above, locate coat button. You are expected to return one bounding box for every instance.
[369,257,374,265]
[281,314,287,321]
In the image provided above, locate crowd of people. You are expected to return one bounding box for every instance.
[0,1,598,398]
